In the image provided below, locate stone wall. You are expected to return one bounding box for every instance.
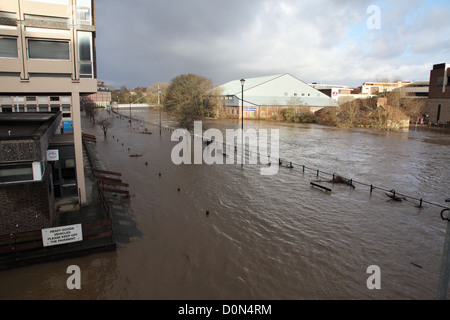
[0,165,54,235]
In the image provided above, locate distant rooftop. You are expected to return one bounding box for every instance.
[433,62,450,70]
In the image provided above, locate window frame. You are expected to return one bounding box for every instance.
[77,0,93,25]
[27,38,71,61]
[0,163,34,184]
[0,36,19,59]
[77,31,93,78]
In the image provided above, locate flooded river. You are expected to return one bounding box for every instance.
[1,109,449,300]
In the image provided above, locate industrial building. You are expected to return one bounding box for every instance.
[218,74,338,120]
[425,63,450,124]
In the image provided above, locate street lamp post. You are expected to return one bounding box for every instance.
[438,205,450,300]
[241,79,245,167]
[158,86,162,136]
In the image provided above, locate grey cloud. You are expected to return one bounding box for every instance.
[95,0,450,89]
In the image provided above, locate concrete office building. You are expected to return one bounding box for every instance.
[361,81,413,95]
[0,0,97,205]
[0,113,62,234]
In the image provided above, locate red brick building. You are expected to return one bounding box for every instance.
[82,81,112,108]
[425,63,450,124]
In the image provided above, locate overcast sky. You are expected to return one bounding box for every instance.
[95,0,450,89]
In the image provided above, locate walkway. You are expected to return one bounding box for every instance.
[83,140,142,245]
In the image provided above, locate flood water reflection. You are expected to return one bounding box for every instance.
[1,109,449,300]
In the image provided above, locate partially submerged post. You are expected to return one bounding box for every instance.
[438,208,450,300]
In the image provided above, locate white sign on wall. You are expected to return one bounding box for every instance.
[46,149,59,162]
[42,224,83,247]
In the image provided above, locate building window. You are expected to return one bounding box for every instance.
[1,106,12,113]
[26,96,37,102]
[13,96,24,104]
[50,96,60,102]
[78,32,93,78]
[0,163,33,183]
[0,37,18,58]
[27,39,70,60]
[77,0,92,25]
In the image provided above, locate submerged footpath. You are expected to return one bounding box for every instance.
[82,138,142,245]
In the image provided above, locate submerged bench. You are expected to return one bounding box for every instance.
[310,182,332,192]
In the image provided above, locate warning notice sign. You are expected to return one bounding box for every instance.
[42,224,83,247]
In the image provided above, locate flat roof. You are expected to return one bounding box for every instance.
[0,112,60,140]
[50,133,74,145]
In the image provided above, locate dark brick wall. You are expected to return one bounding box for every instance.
[0,165,54,235]
[429,67,450,99]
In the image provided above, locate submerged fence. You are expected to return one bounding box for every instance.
[116,110,450,214]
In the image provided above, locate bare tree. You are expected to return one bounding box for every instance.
[97,117,113,138]
[146,82,170,105]
[339,99,360,127]
[83,101,99,124]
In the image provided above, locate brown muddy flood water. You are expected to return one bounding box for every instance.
[1,109,449,300]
